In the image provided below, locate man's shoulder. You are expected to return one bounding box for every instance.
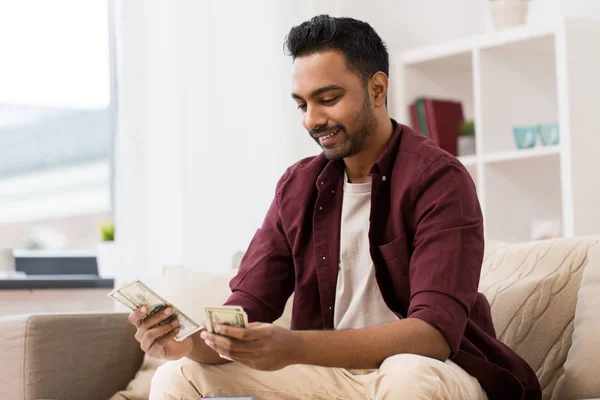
[395,124,467,183]
[397,124,451,164]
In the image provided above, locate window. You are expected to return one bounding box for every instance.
[0,0,116,251]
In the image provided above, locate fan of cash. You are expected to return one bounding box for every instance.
[108,280,248,342]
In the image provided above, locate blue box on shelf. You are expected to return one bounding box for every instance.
[513,125,539,149]
[539,122,560,146]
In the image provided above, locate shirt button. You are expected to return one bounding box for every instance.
[329,306,332,310]
[382,175,387,181]
[320,181,324,185]
[319,206,322,210]
[322,256,326,260]
[331,190,335,194]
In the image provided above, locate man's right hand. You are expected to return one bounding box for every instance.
[129,305,194,360]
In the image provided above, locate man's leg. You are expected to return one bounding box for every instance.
[368,354,487,400]
[150,357,366,400]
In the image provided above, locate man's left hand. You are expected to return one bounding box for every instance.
[200,322,300,371]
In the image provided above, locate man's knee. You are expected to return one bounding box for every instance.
[371,354,450,399]
[152,358,184,385]
[150,358,205,400]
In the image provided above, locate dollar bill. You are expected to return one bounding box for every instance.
[204,306,249,360]
[108,280,203,342]
[204,306,248,333]
[109,289,138,311]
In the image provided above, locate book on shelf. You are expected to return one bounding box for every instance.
[408,97,464,157]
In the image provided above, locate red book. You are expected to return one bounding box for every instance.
[423,99,464,156]
[409,103,419,131]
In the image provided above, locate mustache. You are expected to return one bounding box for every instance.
[310,124,344,139]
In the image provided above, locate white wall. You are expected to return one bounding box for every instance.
[339,0,487,51]
[338,0,600,52]
[114,0,600,287]
[114,0,182,287]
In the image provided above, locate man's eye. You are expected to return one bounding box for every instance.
[297,104,307,111]
[322,96,339,104]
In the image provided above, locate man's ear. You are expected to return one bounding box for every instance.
[370,72,388,108]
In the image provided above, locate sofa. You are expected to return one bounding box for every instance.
[1,236,599,400]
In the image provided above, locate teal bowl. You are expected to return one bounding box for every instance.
[513,126,539,149]
[540,123,560,146]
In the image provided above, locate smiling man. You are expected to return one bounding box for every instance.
[131,15,541,400]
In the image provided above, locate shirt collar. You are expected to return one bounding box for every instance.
[315,118,403,191]
[368,118,403,178]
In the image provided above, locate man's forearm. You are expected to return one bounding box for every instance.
[294,318,451,369]
[186,330,230,364]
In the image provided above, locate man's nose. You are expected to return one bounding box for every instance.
[304,105,328,133]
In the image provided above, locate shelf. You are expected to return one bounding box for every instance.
[397,52,474,133]
[484,155,563,242]
[458,155,478,166]
[401,41,473,67]
[482,146,560,164]
[457,146,560,166]
[400,23,556,66]
[478,32,558,154]
[478,25,555,51]
[396,18,600,242]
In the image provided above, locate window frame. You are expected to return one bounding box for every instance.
[0,0,117,282]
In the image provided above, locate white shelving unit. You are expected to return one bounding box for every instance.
[392,19,600,243]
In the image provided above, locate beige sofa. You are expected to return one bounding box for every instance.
[1,237,600,400]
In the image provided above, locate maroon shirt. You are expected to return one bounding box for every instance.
[225,120,541,400]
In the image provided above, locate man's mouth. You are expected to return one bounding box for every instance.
[316,129,339,142]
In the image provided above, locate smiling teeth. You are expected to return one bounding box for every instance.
[320,130,338,140]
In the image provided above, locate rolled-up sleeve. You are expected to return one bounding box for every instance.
[224,177,295,324]
[407,155,484,357]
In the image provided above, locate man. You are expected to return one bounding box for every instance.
[130,15,541,399]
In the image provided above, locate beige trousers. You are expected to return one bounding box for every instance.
[149,353,487,400]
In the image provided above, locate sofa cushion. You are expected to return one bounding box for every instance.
[552,244,600,400]
[161,265,240,325]
[0,313,142,400]
[479,237,600,400]
[160,265,293,328]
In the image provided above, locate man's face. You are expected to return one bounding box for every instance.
[291,50,377,160]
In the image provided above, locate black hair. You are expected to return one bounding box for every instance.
[284,15,389,84]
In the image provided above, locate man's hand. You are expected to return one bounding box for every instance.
[129,305,193,360]
[200,322,300,371]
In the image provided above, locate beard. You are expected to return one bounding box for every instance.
[310,92,378,161]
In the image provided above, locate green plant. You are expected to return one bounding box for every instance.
[460,120,475,136]
[99,220,115,242]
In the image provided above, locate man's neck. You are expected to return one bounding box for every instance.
[344,118,393,184]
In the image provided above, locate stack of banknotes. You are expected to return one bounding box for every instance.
[108,280,248,342]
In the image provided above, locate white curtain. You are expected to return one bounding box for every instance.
[113,0,338,287]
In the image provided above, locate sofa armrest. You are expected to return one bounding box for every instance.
[0,313,144,400]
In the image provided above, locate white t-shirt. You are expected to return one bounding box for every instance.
[333,174,399,330]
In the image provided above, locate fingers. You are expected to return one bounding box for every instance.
[128,305,149,327]
[140,306,176,330]
[152,326,182,349]
[215,323,263,341]
[140,318,181,352]
[134,306,176,343]
[201,331,255,354]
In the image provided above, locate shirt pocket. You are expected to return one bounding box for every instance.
[377,234,411,309]
[378,233,409,263]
